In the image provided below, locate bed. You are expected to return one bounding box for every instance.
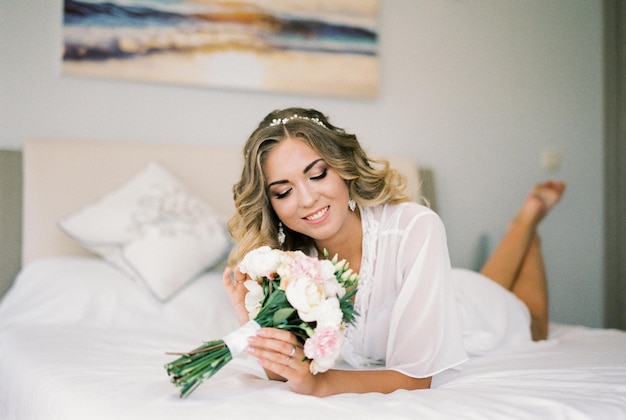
[1,139,625,420]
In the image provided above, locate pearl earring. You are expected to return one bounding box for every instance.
[348,197,356,212]
[278,221,286,245]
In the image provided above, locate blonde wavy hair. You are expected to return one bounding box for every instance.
[227,107,409,266]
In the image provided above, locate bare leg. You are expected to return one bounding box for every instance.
[480,181,565,341]
[479,194,547,290]
[511,234,549,340]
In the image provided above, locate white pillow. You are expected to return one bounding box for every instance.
[58,162,231,301]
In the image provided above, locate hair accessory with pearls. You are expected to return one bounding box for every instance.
[269,114,327,129]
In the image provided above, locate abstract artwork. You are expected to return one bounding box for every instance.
[62,0,379,98]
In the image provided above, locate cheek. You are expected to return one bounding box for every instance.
[271,198,296,221]
[327,174,350,199]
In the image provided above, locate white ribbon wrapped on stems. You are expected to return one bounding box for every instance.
[223,320,261,357]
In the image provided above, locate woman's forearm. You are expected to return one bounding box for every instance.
[301,369,431,397]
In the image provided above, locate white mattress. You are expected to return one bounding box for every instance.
[1,257,626,419]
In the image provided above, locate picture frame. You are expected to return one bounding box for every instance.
[62,0,380,98]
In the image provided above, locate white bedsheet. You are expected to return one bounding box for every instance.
[1,258,626,420]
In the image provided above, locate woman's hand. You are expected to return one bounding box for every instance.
[247,328,323,395]
[223,268,321,393]
[222,266,252,326]
[246,327,432,396]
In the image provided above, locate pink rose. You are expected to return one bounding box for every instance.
[291,253,335,285]
[303,326,344,374]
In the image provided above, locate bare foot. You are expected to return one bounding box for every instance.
[516,180,566,226]
[531,180,566,212]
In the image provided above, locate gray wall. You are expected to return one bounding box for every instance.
[0,0,604,327]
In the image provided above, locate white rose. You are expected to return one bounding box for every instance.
[315,260,341,297]
[243,280,264,319]
[275,252,297,288]
[285,277,325,322]
[323,277,344,299]
[319,259,336,280]
[314,297,343,328]
[309,356,336,375]
[239,246,282,280]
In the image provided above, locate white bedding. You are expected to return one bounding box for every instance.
[2,258,626,420]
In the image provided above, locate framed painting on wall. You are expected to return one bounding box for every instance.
[61,0,380,98]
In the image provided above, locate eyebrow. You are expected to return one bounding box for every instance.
[267,158,325,188]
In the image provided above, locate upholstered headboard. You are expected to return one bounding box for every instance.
[21,140,243,265]
[21,139,426,263]
[0,139,431,297]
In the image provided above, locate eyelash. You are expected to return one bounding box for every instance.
[273,168,328,200]
[274,190,290,200]
[311,167,328,181]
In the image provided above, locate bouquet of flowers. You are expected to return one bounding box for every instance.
[164,246,359,398]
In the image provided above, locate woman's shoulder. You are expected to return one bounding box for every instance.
[372,201,439,220]
[367,202,443,230]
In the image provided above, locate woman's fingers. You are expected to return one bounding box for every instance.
[247,329,305,373]
[248,339,304,372]
[249,329,300,354]
[246,328,317,393]
[222,266,234,288]
[222,265,248,287]
[232,265,248,284]
[222,266,252,325]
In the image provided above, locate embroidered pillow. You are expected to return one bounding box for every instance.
[58,162,231,301]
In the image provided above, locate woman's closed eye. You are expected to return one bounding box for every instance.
[270,164,328,199]
[274,188,292,199]
[310,167,328,181]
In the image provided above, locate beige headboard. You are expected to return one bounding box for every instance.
[21,139,426,266]
[22,140,242,265]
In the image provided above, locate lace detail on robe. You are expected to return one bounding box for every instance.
[341,205,380,368]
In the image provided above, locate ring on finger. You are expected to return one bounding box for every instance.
[288,345,297,357]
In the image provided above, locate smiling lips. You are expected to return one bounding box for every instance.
[304,206,329,222]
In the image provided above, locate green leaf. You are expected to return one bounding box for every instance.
[273,307,296,325]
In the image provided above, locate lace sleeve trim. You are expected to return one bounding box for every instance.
[344,205,378,352]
